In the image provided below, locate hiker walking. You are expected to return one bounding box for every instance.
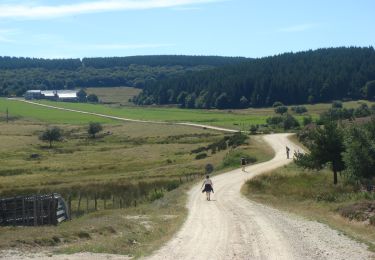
[241,157,246,172]
[286,146,290,159]
[201,175,214,201]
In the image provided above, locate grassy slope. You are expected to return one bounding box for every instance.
[86,87,141,106]
[0,114,273,257]
[2,98,373,129]
[0,98,114,124]
[242,163,375,251]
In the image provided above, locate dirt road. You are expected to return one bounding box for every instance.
[3,100,373,259]
[146,134,373,260]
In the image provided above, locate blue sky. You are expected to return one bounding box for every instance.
[0,0,374,58]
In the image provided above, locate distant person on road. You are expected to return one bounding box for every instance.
[201,175,214,201]
[286,146,290,159]
[241,157,246,172]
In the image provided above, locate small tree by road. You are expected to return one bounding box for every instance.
[88,122,103,138]
[39,127,63,148]
[294,121,345,184]
[275,106,288,115]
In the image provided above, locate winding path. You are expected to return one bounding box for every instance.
[146,134,373,260]
[5,99,374,260]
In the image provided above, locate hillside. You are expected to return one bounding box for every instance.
[135,47,375,108]
[0,55,248,96]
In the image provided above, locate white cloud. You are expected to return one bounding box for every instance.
[0,0,220,19]
[278,23,318,33]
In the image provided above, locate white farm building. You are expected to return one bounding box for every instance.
[25,90,79,102]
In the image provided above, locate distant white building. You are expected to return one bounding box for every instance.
[25,90,79,102]
[24,90,42,100]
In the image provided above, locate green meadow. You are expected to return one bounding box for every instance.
[0,98,279,129]
[2,98,372,130]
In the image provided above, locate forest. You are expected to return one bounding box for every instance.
[135,47,375,108]
[0,55,247,96]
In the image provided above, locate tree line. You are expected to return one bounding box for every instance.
[135,47,375,108]
[0,55,247,96]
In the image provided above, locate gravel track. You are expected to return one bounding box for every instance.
[146,134,373,260]
[2,100,373,259]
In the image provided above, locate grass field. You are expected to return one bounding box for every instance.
[2,98,372,130]
[86,87,141,106]
[0,98,115,124]
[242,163,375,252]
[0,112,273,256]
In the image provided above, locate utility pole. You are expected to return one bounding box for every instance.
[6,107,9,123]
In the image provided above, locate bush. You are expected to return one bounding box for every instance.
[205,163,214,174]
[275,106,288,115]
[303,116,313,126]
[354,103,371,118]
[283,114,300,130]
[266,116,283,126]
[149,189,165,201]
[249,125,258,134]
[39,126,63,148]
[195,153,208,160]
[332,100,343,108]
[222,150,256,168]
[291,106,308,114]
[88,122,103,138]
[370,215,375,226]
[191,146,207,154]
[227,132,247,147]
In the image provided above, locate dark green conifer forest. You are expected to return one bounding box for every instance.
[1,47,375,108]
[135,47,375,108]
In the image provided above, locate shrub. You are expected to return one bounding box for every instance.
[275,106,288,115]
[354,103,371,118]
[266,116,283,126]
[249,125,258,135]
[370,216,375,226]
[88,122,103,138]
[222,150,256,168]
[39,127,63,148]
[291,106,308,114]
[283,114,300,130]
[227,132,247,147]
[195,153,208,160]
[191,146,207,154]
[205,163,214,174]
[303,116,313,126]
[332,100,343,108]
[149,189,164,201]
